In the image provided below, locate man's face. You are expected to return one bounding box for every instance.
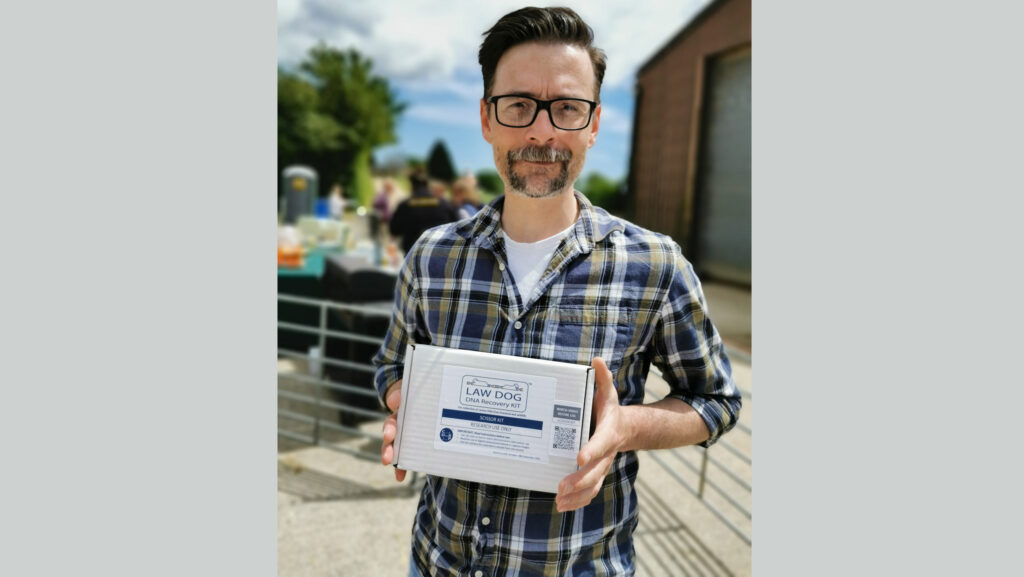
[480,42,601,199]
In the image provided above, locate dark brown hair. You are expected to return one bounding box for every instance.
[479,6,607,102]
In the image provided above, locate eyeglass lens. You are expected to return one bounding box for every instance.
[495,96,591,129]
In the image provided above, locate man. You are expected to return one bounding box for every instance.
[451,173,484,220]
[389,170,461,254]
[373,7,741,577]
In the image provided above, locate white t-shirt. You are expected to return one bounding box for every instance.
[502,222,575,303]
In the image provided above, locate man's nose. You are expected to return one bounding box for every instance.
[526,107,557,144]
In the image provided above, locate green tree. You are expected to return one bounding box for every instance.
[426,140,457,182]
[580,172,627,215]
[350,149,374,209]
[406,156,426,172]
[475,169,505,196]
[278,44,405,207]
[279,69,341,197]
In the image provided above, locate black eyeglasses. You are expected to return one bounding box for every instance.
[487,94,597,130]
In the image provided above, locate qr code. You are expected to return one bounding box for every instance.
[552,425,577,450]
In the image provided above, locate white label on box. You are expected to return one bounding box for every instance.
[434,364,557,465]
[549,401,584,459]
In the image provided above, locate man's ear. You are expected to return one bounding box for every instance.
[588,103,601,148]
[481,99,493,144]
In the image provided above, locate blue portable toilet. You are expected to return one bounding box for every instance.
[282,165,318,224]
[314,198,330,218]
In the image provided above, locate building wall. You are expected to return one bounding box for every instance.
[630,0,751,256]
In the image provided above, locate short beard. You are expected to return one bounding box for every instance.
[504,145,572,199]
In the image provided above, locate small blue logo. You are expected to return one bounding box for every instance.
[439,428,453,442]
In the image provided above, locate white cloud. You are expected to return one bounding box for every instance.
[398,77,483,102]
[278,0,301,24]
[278,0,713,89]
[405,102,483,128]
[579,0,714,87]
[597,104,632,136]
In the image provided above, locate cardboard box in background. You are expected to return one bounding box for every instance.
[393,344,595,493]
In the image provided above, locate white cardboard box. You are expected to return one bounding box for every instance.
[393,344,595,493]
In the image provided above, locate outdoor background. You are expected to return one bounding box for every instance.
[277,0,717,192]
[6,1,1020,576]
[277,1,753,576]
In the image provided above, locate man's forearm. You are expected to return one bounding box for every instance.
[617,397,711,452]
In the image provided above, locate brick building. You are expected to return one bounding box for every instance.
[628,0,751,285]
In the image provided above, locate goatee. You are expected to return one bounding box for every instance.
[505,145,572,198]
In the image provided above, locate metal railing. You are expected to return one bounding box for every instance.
[277,293,392,463]
[278,293,752,547]
[649,359,752,546]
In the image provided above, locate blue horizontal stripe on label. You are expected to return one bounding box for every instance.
[441,409,544,431]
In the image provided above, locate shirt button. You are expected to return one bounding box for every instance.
[499,263,506,271]
[481,516,491,526]
[513,321,522,330]
[475,571,484,577]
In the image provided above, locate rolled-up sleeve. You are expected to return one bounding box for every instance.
[650,245,742,447]
[371,251,422,409]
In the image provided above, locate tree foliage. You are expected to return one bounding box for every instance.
[580,172,628,216]
[426,140,457,183]
[278,44,405,206]
[475,169,505,196]
[406,156,426,172]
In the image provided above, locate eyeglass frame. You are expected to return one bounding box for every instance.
[486,94,598,131]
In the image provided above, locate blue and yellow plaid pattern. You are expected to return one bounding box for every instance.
[373,191,741,577]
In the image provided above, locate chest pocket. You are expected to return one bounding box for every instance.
[539,305,636,371]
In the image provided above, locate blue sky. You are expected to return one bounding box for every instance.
[278,0,713,182]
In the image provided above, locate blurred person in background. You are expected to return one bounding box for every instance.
[375,7,740,577]
[428,178,449,200]
[372,177,398,226]
[459,170,481,194]
[327,183,346,220]
[388,170,460,254]
[450,176,483,220]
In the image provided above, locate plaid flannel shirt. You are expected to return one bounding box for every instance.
[372,191,741,577]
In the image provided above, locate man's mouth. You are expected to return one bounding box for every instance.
[508,145,572,165]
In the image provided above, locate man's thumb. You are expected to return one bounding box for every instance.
[591,357,615,396]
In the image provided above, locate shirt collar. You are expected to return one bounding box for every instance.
[461,190,625,254]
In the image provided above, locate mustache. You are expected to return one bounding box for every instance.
[508,146,572,163]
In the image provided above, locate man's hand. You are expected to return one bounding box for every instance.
[381,380,407,482]
[555,357,625,512]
